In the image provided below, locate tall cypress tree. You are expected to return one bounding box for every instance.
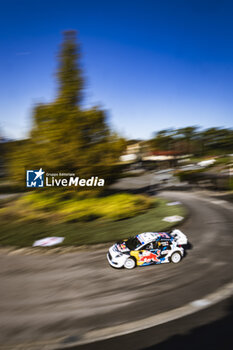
[9,31,125,184]
[56,31,84,107]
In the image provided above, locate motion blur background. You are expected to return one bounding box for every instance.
[0,1,233,349]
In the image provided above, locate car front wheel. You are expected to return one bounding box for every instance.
[171,252,182,264]
[124,257,136,269]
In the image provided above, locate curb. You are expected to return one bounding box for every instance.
[58,280,233,349]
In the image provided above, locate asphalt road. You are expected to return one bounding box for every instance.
[0,191,233,349]
[75,297,233,350]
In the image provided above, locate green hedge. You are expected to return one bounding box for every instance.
[0,192,154,223]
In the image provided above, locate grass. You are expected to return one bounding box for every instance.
[0,191,153,222]
[214,156,233,166]
[0,197,186,247]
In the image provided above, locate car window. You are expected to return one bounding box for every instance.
[125,237,141,250]
[159,240,170,247]
[142,242,154,250]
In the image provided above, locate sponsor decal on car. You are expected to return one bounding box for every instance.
[138,250,161,263]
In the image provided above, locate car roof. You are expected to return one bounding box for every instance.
[136,232,171,245]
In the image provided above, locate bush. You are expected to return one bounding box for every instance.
[0,198,186,247]
[229,178,233,191]
[176,169,204,183]
[1,192,154,223]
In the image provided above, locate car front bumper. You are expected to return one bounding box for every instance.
[107,252,125,268]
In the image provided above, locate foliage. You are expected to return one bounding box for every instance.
[149,126,233,156]
[176,169,205,183]
[149,129,176,151]
[0,192,154,222]
[0,198,186,247]
[8,31,125,185]
[229,178,233,191]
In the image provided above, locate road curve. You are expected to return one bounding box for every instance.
[0,191,232,349]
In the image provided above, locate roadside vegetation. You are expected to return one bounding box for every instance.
[6,31,126,188]
[148,127,233,157]
[0,32,187,249]
[0,191,153,222]
[0,195,186,247]
[175,155,232,190]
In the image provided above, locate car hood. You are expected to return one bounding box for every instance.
[115,241,130,253]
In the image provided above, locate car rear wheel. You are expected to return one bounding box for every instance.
[171,252,182,264]
[124,257,136,269]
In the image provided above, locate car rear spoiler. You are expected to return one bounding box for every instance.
[170,229,188,245]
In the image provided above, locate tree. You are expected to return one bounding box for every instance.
[175,126,199,154]
[9,31,125,185]
[56,31,84,107]
[150,129,176,151]
[201,127,233,155]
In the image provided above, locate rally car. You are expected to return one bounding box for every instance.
[107,229,188,269]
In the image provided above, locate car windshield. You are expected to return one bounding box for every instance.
[125,237,141,250]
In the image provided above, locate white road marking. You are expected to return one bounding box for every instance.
[166,201,182,206]
[210,200,227,205]
[162,215,184,222]
[191,299,211,307]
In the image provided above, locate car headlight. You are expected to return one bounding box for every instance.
[115,254,122,258]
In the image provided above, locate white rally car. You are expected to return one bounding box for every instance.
[107,229,188,269]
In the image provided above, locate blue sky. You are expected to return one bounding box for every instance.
[0,0,233,139]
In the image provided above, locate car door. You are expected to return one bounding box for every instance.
[158,239,171,260]
[137,242,161,265]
